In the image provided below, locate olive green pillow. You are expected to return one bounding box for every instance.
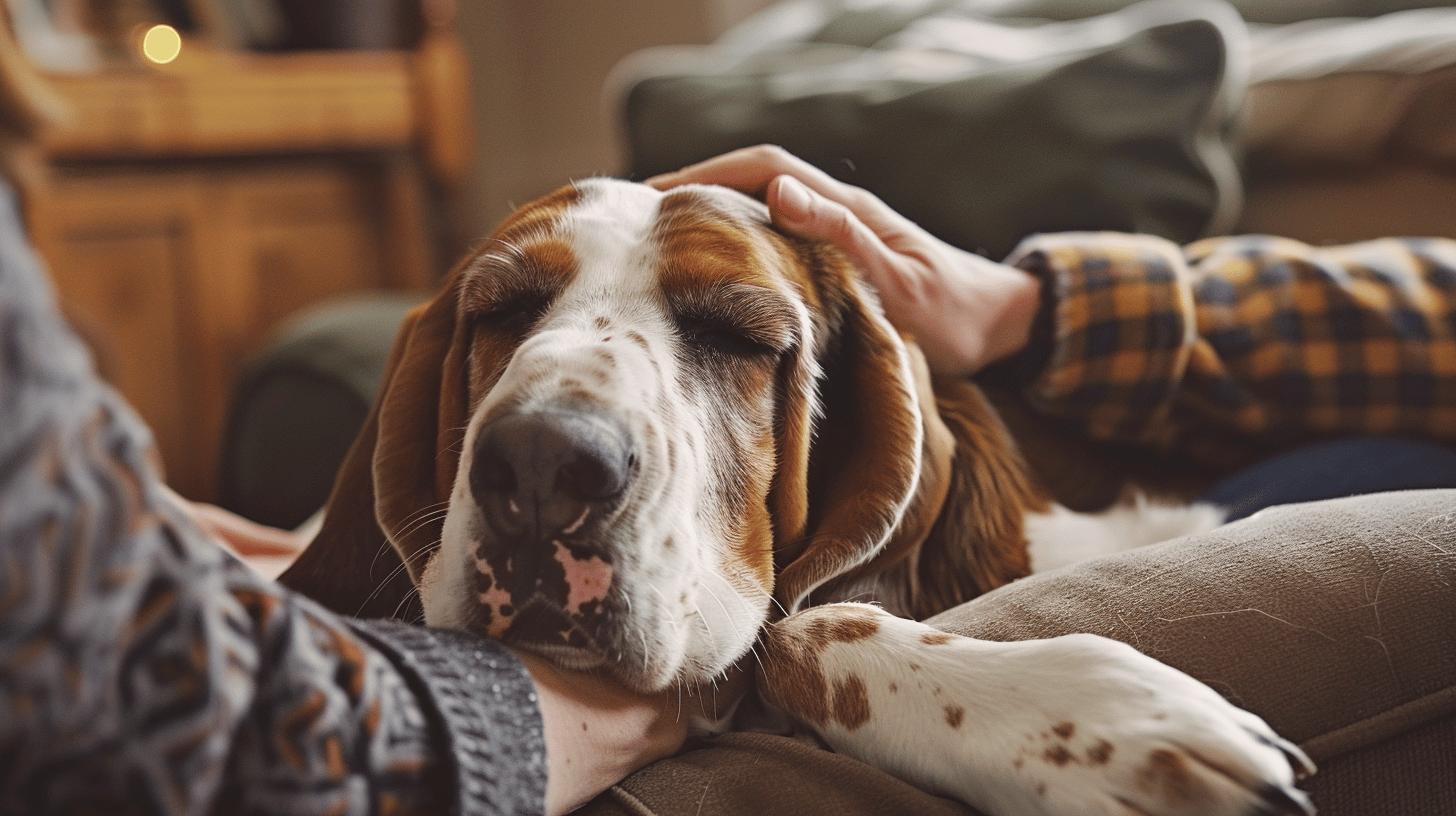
[618,0,1244,258]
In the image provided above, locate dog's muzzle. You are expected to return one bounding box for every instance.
[468,408,635,654]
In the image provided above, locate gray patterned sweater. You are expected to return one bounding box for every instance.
[0,184,547,815]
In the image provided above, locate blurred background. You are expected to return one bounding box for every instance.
[4,0,1453,522]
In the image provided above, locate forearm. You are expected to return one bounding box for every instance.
[0,185,545,815]
[1006,233,1456,462]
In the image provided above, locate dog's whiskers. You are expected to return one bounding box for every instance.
[354,543,436,617]
[393,500,451,529]
[394,509,452,542]
[367,501,448,575]
[391,584,422,621]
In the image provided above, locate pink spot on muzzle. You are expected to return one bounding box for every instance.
[553,540,613,615]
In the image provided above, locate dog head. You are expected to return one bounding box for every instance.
[282,179,955,690]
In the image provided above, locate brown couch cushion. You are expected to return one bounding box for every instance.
[583,490,1456,815]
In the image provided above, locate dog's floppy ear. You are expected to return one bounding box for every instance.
[279,278,470,619]
[768,249,926,614]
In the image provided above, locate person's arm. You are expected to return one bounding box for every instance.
[0,183,683,815]
[1003,232,1456,457]
[651,146,1456,459]
[172,499,687,815]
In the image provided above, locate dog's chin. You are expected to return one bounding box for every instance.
[508,632,684,693]
[508,639,610,671]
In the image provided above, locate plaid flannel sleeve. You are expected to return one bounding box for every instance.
[1007,233,1456,461]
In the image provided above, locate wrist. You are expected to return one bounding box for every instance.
[516,652,686,816]
[980,263,1042,368]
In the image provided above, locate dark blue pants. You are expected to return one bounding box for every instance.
[1201,437,1456,521]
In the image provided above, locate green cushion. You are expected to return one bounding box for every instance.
[220,294,421,528]
[618,0,1245,258]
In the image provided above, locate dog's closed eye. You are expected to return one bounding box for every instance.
[461,241,574,330]
[472,293,554,334]
[669,283,798,361]
[676,314,779,358]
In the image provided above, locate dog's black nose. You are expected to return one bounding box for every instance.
[471,411,633,539]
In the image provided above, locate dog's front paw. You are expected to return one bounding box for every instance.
[756,607,1314,816]
[994,634,1316,816]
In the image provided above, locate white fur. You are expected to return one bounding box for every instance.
[1025,497,1227,574]
[769,604,1309,816]
[421,179,772,689]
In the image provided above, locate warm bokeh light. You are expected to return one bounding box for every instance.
[142,24,182,65]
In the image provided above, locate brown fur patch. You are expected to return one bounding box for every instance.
[944,704,965,729]
[1140,749,1196,802]
[893,378,1045,619]
[759,621,830,726]
[920,631,953,646]
[1087,740,1114,765]
[1052,721,1075,739]
[832,675,871,729]
[798,332,1047,621]
[1043,745,1076,767]
[803,607,881,649]
[759,608,879,729]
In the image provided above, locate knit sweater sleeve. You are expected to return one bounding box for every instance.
[0,183,546,816]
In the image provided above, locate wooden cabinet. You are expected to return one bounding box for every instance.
[30,47,467,500]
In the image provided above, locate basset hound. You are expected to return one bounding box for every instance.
[281,179,1314,816]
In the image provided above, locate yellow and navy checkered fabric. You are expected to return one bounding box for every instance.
[1008,233,1456,465]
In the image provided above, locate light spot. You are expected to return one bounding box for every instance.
[142,25,182,64]
[562,506,591,535]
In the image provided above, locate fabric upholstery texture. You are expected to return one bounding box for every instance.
[581,490,1456,816]
[616,0,1245,258]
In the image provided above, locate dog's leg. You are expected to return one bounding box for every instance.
[757,603,1314,816]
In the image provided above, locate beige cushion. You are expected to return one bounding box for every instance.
[584,490,1456,816]
[1243,9,1456,166]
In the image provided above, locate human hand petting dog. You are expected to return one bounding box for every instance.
[648,144,1042,377]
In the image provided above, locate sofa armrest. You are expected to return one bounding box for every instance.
[219,293,421,528]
